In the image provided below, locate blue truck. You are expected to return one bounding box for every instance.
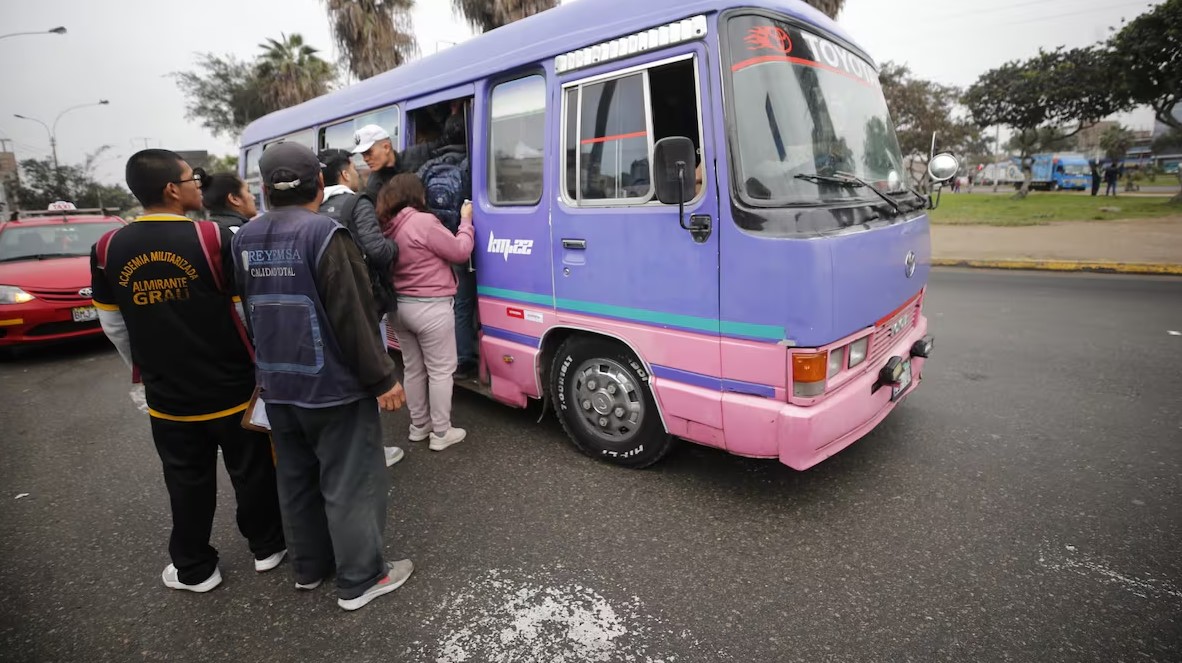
[1011,153,1092,191]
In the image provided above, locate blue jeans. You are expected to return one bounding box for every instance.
[453,265,478,368]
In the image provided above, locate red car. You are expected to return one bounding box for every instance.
[0,209,126,347]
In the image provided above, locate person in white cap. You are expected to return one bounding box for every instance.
[354,124,441,201]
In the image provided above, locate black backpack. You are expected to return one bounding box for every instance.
[417,147,470,234]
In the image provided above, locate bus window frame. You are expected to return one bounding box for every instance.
[487,69,548,208]
[559,50,705,209]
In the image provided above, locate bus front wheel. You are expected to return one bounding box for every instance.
[550,337,674,468]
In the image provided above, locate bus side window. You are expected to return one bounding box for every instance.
[244,146,262,210]
[489,75,546,206]
[647,57,704,198]
[574,73,651,203]
[321,121,354,151]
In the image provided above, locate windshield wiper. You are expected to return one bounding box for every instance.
[794,173,902,215]
[0,253,78,263]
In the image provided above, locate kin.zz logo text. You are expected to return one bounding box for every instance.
[487,231,534,261]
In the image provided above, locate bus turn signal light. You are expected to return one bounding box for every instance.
[793,352,828,397]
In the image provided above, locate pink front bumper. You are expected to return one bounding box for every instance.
[778,316,929,470]
[712,316,929,471]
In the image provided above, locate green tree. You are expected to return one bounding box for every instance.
[256,34,337,110]
[1153,129,1182,203]
[1108,0,1181,133]
[174,54,268,139]
[205,154,239,175]
[452,0,558,32]
[879,61,990,161]
[1099,124,1134,162]
[15,148,137,214]
[804,0,844,19]
[964,46,1128,198]
[325,0,417,80]
[175,34,337,140]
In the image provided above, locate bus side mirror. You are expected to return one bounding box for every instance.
[653,136,696,205]
[928,153,959,183]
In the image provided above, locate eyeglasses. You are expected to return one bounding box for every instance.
[172,167,206,186]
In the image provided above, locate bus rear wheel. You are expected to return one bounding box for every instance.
[550,337,673,468]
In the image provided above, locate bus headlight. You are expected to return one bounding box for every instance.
[848,337,869,368]
[827,346,845,378]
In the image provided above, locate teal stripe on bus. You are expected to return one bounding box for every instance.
[477,286,785,342]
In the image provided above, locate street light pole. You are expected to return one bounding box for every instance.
[0,27,67,41]
[14,100,109,196]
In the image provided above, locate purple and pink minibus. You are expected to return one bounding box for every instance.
[239,0,955,470]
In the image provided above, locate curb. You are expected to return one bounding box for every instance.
[931,258,1182,276]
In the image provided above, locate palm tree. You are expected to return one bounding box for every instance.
[325,0,418,80]
[255,34,337,109]
[805,0,844,19]
[452,0,558,33]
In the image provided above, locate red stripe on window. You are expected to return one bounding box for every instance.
[731,55,875,88]
[580,130,648,146]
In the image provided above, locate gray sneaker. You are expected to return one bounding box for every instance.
[337,560,414,611]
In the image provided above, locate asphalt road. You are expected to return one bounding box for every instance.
[1,269,1179,663]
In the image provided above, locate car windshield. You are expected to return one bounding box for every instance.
[0,222,122,262]
[727,16,906,206]
[1062,164,1088,175]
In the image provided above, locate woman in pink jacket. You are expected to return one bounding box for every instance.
[377,174,474,451]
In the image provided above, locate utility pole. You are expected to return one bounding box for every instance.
[0,139,12,153]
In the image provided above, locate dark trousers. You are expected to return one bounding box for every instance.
[1091,175,1101,196]
[267,399,388,600]
[150,414,286,585]
[453,265,479,369]
[1106,181,1118,196]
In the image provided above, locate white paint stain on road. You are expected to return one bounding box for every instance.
[14,493,29,500]
[1039,544,1182,601]
[408,569,706,663]
[1168,330,1181,336]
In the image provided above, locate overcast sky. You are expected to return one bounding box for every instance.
[0,0,1162,185]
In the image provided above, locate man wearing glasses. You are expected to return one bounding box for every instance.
[89,149,286,593]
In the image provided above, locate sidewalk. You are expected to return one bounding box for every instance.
[931,216,1182,275]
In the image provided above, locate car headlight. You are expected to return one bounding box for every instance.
[848,337,869,368]
[0,285,35,305]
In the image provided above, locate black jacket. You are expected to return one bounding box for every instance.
[208,211,250,233]
[363,140,443,200]
[320,190,396,271]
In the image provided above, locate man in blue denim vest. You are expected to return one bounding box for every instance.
[233,142,412,611]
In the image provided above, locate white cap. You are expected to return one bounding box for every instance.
[352,124,391,154]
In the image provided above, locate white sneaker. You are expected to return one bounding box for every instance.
[254,549,287,572]
[384,446,405,467]
[429,427,466,452]
[295,578,323,591]
[162,564,222,593]
[337,560,414,611]
[408,422,431,442]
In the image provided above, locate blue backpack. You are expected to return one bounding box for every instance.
[417,147,470,234]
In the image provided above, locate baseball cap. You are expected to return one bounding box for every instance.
[260,142,323,191]
[352,124,391,154]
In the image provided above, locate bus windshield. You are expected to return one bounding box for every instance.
[727,15,905,207]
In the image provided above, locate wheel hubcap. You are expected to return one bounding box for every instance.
[571,358,644,444]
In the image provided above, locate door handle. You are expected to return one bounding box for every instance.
[562,238,587,250]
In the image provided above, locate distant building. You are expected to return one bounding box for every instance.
[1076,121,1118,160]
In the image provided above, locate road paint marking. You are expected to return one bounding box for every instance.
[407,569,709,662]
[15,493,29,500]
[1039,545,1182,600]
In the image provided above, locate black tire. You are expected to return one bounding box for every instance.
[550,336,673,468]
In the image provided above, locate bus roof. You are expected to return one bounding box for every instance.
[240,0,852,147]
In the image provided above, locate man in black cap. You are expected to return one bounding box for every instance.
[232,142,413,611]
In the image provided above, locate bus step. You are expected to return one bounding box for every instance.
[454,375,493,399]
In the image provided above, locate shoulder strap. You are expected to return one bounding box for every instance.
[95,227,120,270]
[194,220,225,293]
[193,220,254,360]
